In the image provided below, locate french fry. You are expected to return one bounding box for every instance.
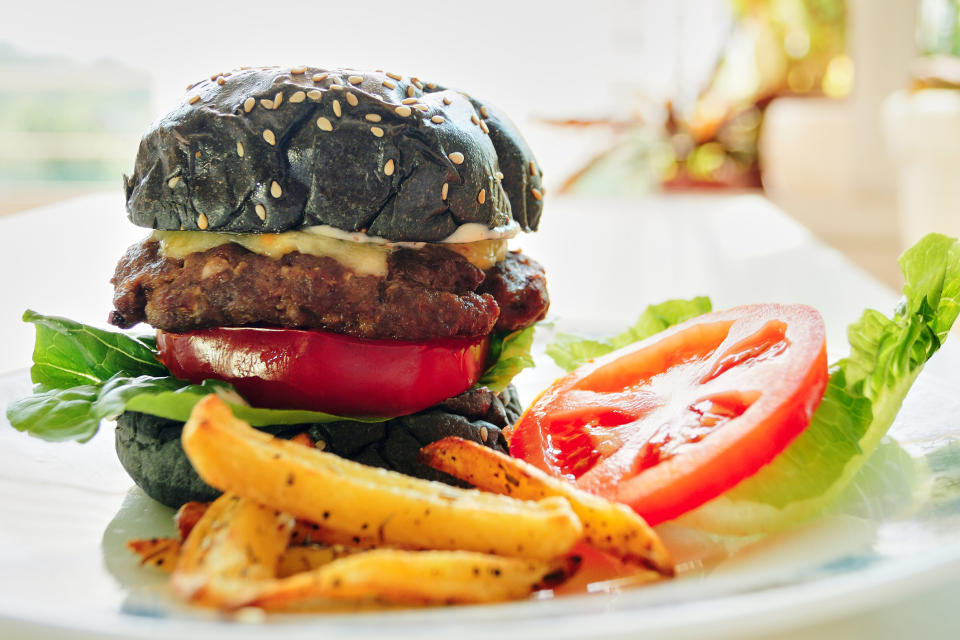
[127,537,181,571]
[175,501,208,540]
[182,395,583,560]
[128,539,363,578]
[249,549,581,609]
[419,437,674,576]
[276,545,364,578]
[170,492,295,607]
[176,500,381,549]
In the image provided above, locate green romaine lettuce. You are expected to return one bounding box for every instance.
[6,313,535,442]
[679,233,960,533]
[539,234,959,535]
[546,297,713,372]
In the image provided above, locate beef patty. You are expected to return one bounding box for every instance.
[110,239,548,341]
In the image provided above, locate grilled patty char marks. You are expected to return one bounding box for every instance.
[109,239,548,341]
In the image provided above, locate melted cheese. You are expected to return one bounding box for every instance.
[153,229,508,274]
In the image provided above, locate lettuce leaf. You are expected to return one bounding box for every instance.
[546,297,712,372]
[477,326,536,392]
[679,233,960,534]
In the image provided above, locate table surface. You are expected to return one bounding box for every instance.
[0,192,958,639]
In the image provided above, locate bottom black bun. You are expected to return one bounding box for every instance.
[115,385,522,508]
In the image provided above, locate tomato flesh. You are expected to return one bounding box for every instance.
[157,327,490,418]
[509,305,828,525]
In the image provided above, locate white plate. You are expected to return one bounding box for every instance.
[3,321,960,640]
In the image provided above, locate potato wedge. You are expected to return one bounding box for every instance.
[174,501,209,540]
[250,549,581,609]
[128,538,362,578]
[176,501,381,549]
[419,437,674,576]
[182,395,583,560]
[276,545,364,578]
[171,492,295,607]
[127,537,181,571]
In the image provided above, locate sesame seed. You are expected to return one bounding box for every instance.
[441,183,449,200]
[365,114,382,122]
[386,71,402,80]
[480,426,489,442]
[260,98,274,110]
[236,142,244,157]
[189,95,200,104]
[329,84,344,91]
[431,115,445,124]
[382,80,396,89]
[477,189,486,204]
[167,176,180,188]
[348,75,363,85]
[332,100,342,117]
[411,79,423,89]
[291,66,306,75]
[426,82,437,89]
[471,114,480,125]
[307,90,323,101]
[480,106,489,118]
[243,97,256,112]
[316,117,333,131]
[263,129,276,145]
[271,181,282,198]
[443,96,452,105]
[209,74,219,81]
[496,171,504,180]
[290,90,306,103]
[479,120,489,134]
[448,152,464,165]
[395,105,412,117]
[346,92,358,107]
[312,72,328,82]
[217,77,226,86]
[406,85,416,98]
[384,159,395,176]
[401,97,418,105]
[414,104,429,112]
[370,126,384,137]
[255,204,266,220]
[273,92,283,107]
[197,213,209,229]
[531,188,542,200]
[316,440,326,450]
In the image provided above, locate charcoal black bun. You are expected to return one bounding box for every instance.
[115,385,522,508]
[124,66,544,241]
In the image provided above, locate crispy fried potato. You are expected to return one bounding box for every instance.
[276,545,364,578]
[250,549,581,609]
[127,537,180,572]
[171,493,295,607]
[182,396,583,560]
[176,501,379,549]
[419,437,674,576]
[175,501,209,540]
[128,538,363,579]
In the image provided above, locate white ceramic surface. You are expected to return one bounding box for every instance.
[2,193,959,639]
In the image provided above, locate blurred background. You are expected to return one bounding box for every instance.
[1,0,958,288]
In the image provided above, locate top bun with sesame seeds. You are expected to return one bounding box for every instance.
[123,66,544,241]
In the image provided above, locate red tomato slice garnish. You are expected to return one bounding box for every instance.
[509,304,828,525]
[156,327,489,418]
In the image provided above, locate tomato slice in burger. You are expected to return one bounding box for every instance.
[509,304,828,525]
[157,327,490,418]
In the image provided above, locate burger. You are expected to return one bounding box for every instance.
[107,66,548,507]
